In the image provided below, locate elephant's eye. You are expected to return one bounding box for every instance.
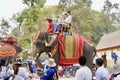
[36,40,42,47]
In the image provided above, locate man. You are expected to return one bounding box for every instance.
[45,18,57,46]
[46,18,54,33]
[75,56,92,80]
[95,58,109,80]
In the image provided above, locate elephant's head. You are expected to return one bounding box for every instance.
[32,32,48,57]
[31,32,58,68]
[15,45,22,53]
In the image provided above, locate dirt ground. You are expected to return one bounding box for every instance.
[59,76,75,80]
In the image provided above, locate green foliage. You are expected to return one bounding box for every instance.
[23,0,46,7]
[11,0,47,49]
[10,0,120,48]
[0,18,11,36]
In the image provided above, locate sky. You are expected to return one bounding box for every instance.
[0,0,26,20]
[0,0,120,21]
[92,0,120,11]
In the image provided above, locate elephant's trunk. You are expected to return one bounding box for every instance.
[34,53,44,68]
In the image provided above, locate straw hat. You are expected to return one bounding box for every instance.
[47,58,56,67]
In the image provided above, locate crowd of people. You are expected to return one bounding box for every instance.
[0,57,58,80]
[0,54,119,80]
[0,58,39,80]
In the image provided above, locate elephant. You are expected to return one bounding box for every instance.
[0,38,22,65]
[31,32,96,69]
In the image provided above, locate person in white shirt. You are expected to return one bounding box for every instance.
[95,58,109,80]
[14,58,33,80]
[17,65,30,80]
[0,59,14,80]
[62,11,72,35]
[64,11,72,26]
[75,56,92,80]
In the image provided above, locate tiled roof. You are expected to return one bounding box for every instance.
[96,30,120,51]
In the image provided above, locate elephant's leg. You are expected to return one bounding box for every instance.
[87,54,93,70]
[83,42,93,70]
[83,53,93,70]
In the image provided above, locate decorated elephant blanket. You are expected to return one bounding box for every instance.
[58,33,83,66]
[0,44,16,56]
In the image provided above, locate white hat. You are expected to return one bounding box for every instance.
[42,55,50,65]
[42,59,49,65]
[47,58,56,67]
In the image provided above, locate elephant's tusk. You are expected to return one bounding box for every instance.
[33,53,39,60]
[34,58,36,60]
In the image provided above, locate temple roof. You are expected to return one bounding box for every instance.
[96,30,120,51]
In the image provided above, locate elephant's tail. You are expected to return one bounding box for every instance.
[93,46,96,57]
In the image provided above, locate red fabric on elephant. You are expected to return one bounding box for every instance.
[58,34,83,66]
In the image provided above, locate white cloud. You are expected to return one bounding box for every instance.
[91,0,105,11]
[0,0,26,20]
[91,0,120,11]
[44,0,60,7]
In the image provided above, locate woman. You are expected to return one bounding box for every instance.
[40,58,56,80]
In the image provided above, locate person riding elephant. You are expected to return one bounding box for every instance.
[62,11,72,35]
[46,18,54,33]
[45,18,57,47]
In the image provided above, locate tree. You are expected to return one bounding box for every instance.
[0,18,11,37]
[23,0,46,7]
[102,0,120,33]
[12,0,47,48]
[11,0,120,47]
